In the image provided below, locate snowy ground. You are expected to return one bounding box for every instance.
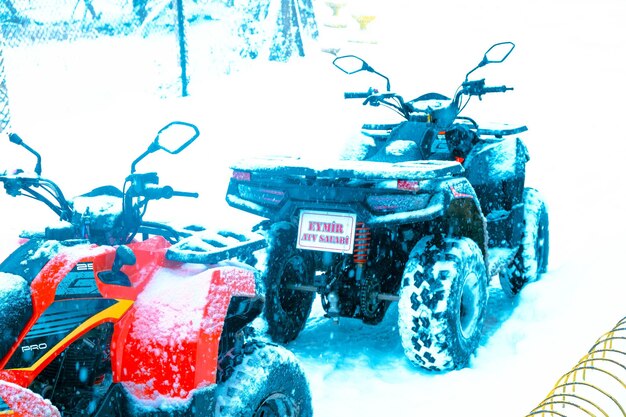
[1,0,626,416]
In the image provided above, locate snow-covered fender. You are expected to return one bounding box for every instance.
[109,259,258,402]
[441,177,488,258]
[463,136,528,247]
[464,137,528,187]
[0,380,60,416]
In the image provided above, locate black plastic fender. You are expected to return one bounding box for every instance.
[439,177,488,258]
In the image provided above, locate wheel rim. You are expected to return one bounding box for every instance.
[459,271,481,339]
[277,255,308,314]
[254,392,298,417]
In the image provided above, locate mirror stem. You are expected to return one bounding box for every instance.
[130,142,159,173]
[9,133,42,175]
[372,70,390,91]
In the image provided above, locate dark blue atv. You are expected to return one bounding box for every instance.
[225,42,550,372]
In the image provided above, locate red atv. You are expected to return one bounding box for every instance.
[0,122,312,417]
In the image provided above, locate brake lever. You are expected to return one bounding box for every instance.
[1,171,39,197]
[363,95,382,107]
[4,181,22,197]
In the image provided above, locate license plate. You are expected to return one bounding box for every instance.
[296,210,357,254]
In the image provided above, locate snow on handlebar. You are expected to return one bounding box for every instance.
[345,92,371,99]
[344,87,378,100]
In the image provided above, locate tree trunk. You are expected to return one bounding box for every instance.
[83,0,99,19]
[238,0,318,62]
[133,0,148,23]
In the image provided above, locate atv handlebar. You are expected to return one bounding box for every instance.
[343,80,514,126]
[460,79,513,97]
[2,123,201,245]
[344,87,377,100]
[336,44,518,124]
[122,173,200,242]
[172,190,199,198]
[481,85,513,94]
[125,173,198,201]
[0,172,73,221]
[141,184,199,200]
[344,92,370,99]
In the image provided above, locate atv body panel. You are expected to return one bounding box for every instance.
[465,136,528,248]
[227,158,475,224]
[0,231,265,416]
[226,122,530,321]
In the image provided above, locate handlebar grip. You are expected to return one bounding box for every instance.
[143,185,173,199]
[172,190,199,198]
[142,185,198,200]
[344,92,371,99]
[482,85,513,93]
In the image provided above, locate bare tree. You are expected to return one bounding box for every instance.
[237,0,318,62]
[0,0,26,22]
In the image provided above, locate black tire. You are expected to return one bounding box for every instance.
[263,222,315,343]
[398,236,488,371]
[499,188,550,296]
[214,342,313,417]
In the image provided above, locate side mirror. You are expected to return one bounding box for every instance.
[113,245,136,271]
[483,41,515,64]
[154,121,200,154]
[97,245,136,287]
[333,55,369,75]
[333,55,391,91]
[465,41,515,80]
[131,121,200,173]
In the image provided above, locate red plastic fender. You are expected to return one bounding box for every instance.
[111,264,257,401]
[0,379,60,416]
[29,245,109,312]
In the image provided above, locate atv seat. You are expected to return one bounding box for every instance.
[476,123,528,138]
[360,123,398,141]
[365,122,436,163]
